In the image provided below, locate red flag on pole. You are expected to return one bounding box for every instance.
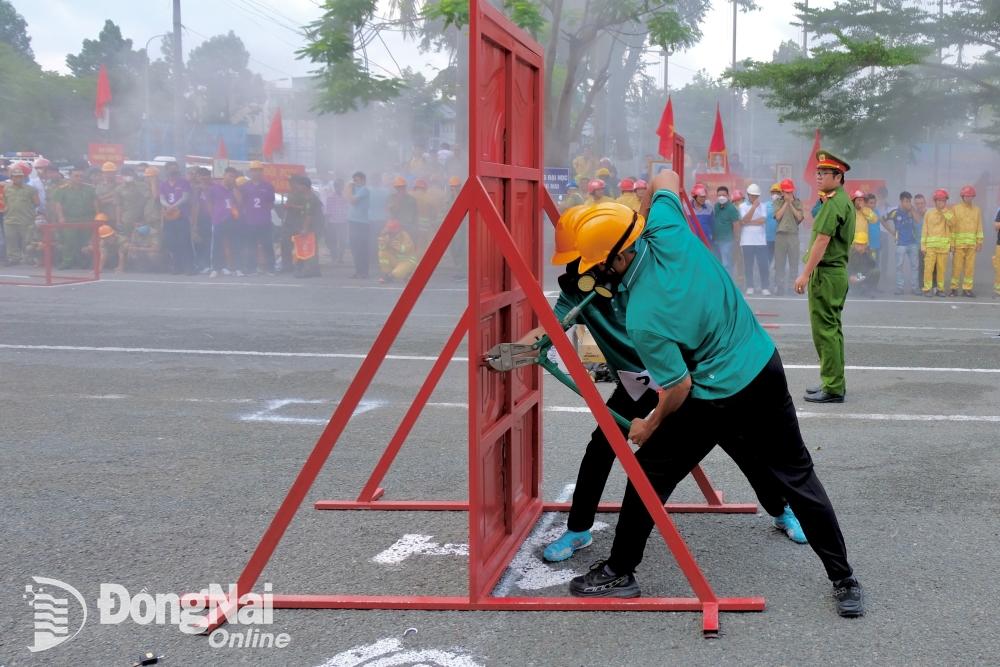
[707,103,728,173]
[216,136,229,159]
[95,64,112,130]
[262,109,284,160]
[656,96,675,160]
[803,129,822,204]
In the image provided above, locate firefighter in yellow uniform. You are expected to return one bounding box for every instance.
[616,178,641,212]
[921,189,954,297]
[993,205,1000,298]
[949,185,983,297]
[377,220,418,283]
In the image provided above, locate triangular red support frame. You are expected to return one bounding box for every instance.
[187,177,764,637]
[186,0,763,637]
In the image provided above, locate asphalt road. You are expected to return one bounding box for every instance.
[1,259,999,666]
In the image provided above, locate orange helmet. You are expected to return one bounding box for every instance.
[384,220,402,233]
[618,178,635,192]
[8,164,27,177]
[414,179,428,189]
[933,188,949,201]
[960,185,976,198]
[587,179,606,195]
[448,176,461,187]
[101,161,118,172]
[575,203,645,273]
[95,213,110,222]
[98,224,115,239]
[551,205,590,265]
[392,176,407,187]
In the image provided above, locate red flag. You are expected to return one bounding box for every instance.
[262,109,284,160]
[216,136,229,159]
[95,64,112,130]
[656,96,675,160]
[803,129,822,204]
[707,103,728,173]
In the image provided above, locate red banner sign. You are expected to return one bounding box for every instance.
[87,143,125,167]
[261,163,306,194]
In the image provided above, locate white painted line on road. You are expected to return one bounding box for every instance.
[371,534,469,564]
[4,344,999,374]
[316,638,483,667]
[0,344,459,362]
[748,296,1000,307]
[0,273,31,279]
[777,323,997,333]
[798,411,1000,423]
[101,278,302,288]
[241,398,385,424]
[785,364,1000,374]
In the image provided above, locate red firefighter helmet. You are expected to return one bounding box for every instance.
[959,185,976,198]
[587,179,606,194]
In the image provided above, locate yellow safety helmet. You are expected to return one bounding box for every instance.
[249,160,264,170]
[551,205,590,265]
[575,203,645,273]
[101,161,118,172]
[770,182,781,193]
[235,176,249,186]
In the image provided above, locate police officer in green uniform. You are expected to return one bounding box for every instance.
[50,164,98,269]
[794,150,855,404]
[566,172,864,618]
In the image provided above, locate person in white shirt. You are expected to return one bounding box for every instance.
[739,183,770,295]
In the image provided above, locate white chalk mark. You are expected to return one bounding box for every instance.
[797,411,1000,423]
[316,638,483,667]
[493,484,609,596]
[371,534,469,565]
[241,399,385,425]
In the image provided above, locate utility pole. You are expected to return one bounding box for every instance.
[662,48,670,91]
[172,0,185,168]
[802,0,809,54]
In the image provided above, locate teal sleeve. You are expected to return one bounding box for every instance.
[629,328,689,389]
[553,292,573,322]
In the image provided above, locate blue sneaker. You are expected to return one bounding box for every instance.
[543,529,593,562]
[773,505,808,544]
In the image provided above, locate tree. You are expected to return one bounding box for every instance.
[300,0,757,164]
[0,43,91,158]
[186,31,265,124]
[726,1,1000,155]
[0,0,32,60]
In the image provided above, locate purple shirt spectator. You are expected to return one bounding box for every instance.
[160,177,192,216]
[240,180,275,226]
[208,183,238,226]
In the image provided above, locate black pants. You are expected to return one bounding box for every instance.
[162,218,193,273]
[243,224,275,273]
[568,384,789,533]
[349,222,370,277]
[606,350,853,583]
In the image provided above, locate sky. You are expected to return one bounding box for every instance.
[16,0,832,88]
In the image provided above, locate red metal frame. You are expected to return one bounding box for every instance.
[0,221,101,287]
[190,0,763,637]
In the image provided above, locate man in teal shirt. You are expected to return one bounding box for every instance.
[567,173,863,618]
[711,185,739,275]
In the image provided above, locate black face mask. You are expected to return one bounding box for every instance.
[576,210,638,297]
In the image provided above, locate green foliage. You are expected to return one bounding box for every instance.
[298,0,404,113]
[726,1,1000,154]
[0,43,91,158]
[0,0,32,61]
[186,31,265,123]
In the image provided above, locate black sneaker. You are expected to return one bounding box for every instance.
[568,560,640,598]
[833,577,865,618]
